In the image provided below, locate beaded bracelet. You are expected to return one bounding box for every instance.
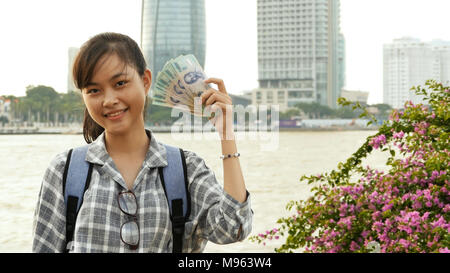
[220,152,240,160]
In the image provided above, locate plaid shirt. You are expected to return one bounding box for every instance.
[32,130,252,253]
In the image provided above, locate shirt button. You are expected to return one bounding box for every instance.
[237,209,246,217]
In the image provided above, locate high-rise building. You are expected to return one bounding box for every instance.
[383,37,450,109]
[256,0,345,109]
[140,0,206,85]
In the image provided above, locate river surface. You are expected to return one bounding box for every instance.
[0,130,391,252]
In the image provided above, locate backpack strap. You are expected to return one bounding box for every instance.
[159,144,190,253]
[62,145,93,252]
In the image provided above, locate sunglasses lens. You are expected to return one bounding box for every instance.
[121,221,139,246]
[118,192,137,215]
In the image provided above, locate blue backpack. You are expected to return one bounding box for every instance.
[62,144,190,253]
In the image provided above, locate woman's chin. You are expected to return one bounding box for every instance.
[103,120,144,137]
[104,126,129,136]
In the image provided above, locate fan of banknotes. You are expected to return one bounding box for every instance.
[150,54,211,116]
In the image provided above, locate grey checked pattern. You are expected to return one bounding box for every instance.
[32,130,253,253]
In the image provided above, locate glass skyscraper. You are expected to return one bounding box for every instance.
[141,0,206,84]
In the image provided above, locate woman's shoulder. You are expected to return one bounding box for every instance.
[157,142,207,168]
[37,148,72,193]
[152,140,211,175]
[156,141,202,163]
[180,148,215,179]
[50,143,95,167]
[181,149,198,160]
[180,149,205,165]
[47,148,71,173]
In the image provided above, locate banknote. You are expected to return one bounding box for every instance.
[151,54,210,116]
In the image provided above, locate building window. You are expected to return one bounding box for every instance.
[278,90,285,102]
[288,91,302,98]
[267,91,273,103]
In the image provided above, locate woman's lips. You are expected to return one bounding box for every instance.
[104,108,128,120]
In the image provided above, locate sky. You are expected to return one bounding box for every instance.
[1,0,450,105]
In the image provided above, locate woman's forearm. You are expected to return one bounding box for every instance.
[200,77,247,203]
[221,133,247,203]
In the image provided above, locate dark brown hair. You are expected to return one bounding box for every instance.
[72,32,149,143]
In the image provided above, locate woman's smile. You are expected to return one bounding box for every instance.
[104,108,129,120]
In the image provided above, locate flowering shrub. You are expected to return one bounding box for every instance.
[250,80,449,253]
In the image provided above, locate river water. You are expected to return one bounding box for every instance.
[0,130,391,253]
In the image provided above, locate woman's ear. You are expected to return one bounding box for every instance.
[143,69,152,96]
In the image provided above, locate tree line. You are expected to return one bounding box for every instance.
[280,102,392,121]
[1,85,182,126]
[1,85,393,127]
[3,85,84,126]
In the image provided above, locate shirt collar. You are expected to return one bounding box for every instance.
[85,129,168,168]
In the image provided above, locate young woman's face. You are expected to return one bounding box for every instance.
[81,53,151,136]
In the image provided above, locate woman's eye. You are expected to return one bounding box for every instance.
[87,89,99,94]
[116,80,128,87]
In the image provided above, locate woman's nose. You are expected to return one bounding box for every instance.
[103,89,119,107]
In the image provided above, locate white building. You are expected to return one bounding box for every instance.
[251,87,315,112]
[257,0,345,109]
[383,37,450,109]
[340,89,369,104]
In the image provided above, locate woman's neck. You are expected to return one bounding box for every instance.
[104,128,150,157]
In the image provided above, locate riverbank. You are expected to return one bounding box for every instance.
[0,125,380,135]
[279,126,379,132]
[0,126,82,135]
[0,118,381,134]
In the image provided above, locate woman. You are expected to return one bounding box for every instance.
[32,32,252,253]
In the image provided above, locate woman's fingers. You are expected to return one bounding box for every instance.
[204,78,227,94]
[200,89,215,105]
[200,79,232,133]
[205,93,218,106]
[215,101,233,114]
[207,102,224,123]
[201,88,231,106]
[208,102,233,119]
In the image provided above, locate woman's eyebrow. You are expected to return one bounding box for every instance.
[110,71,128,81]
[86,72,129,87]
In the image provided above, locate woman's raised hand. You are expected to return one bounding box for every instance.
[200,78,234,140]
